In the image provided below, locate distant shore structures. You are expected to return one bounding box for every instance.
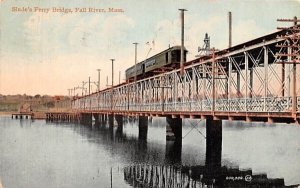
[11,112,32,119]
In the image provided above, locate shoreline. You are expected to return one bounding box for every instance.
[0,110,73,119]
[0,111,17,115]
[0,111,46,119]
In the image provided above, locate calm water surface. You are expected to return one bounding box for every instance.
[0,115,299,187]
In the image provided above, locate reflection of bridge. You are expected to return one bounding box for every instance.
[71,20,300,124]
[124,164,285,188]
[46,116,290,187]
[45,120,288,187]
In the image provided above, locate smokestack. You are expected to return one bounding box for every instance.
[228,11,232,48]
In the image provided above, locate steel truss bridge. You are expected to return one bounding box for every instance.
[72,23,300,124]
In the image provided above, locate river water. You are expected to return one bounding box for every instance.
[0,115,299,187]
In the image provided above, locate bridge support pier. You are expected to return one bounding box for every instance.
[115,115,123,127]
[166,116,182,141]
[205,118,222,173]
[108,114,114,127]
[138,116,148,140]
[80,113,92,126]
[115,115,123,134]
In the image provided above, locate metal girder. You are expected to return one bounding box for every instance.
[72,30,300,115]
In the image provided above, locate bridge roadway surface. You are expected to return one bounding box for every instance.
[71,24,300,124]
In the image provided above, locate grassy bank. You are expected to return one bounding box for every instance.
[0,102,19,112]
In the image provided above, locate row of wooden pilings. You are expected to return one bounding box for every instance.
[45,112,80,122]
[78,113,150,140]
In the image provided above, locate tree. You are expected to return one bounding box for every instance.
[34,94,41,99]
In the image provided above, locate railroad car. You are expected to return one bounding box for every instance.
[125,46,187,81]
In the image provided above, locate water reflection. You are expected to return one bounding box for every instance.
[43,118,298,187]
[165,140,182,165]
[66,121,155,164]
[69,120,287,187]
[123,164,285,188]
[119,120,286,187]
[19,119,32,127]
[2,116,300,188]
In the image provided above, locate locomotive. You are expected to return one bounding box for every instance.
[125,46,187,81]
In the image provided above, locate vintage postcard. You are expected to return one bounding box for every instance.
[0,0,299,187]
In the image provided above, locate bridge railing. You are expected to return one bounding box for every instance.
[73,95,295,113]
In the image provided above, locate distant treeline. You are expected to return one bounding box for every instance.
[0,94,70,112]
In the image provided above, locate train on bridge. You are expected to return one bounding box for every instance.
[125,46,188,81]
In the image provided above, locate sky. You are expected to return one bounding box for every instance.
[0,0,299,96]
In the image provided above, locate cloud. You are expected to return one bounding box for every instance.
[67,14,135,51]
[23,12,135,61]
[149,15,228,60]
[232,19,264,46]
[152,15,266,60]
[102,15,135,38]
[185,15,225,58]
[0,53,105,95]
[0,48,139,95]
[2,11,137,95]
[148,13,271,64]
[23,12,80,60]
[3,0,298,95]
[155,19,180,44]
